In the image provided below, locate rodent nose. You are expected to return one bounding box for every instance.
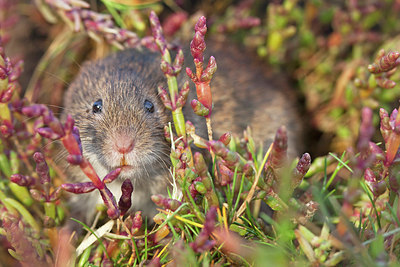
[114,137,135,154]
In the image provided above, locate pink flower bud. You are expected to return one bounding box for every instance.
[100,187,120,219]
[219,132,232,146]
[64,115,75,133]
[266,126,288,169]
[218,161,234,186]
[118,179,133,216]
[194,152,208,177]
[176,81,189,108]
[157,86,172,110]
[103,168,121,184]
[368,50,400,74]
[292,153,311,189]
[189,206,217,253]
[36,127,61,139]
[149,11,167,56]
[33,152,50,185]
[191,99,210,117]
[190,17,207,63]
[162,11,188,36]
[201,56,217,82]
[67,154,83,165]
[49,187,63,202]
[10,174,35,187]
[61,182,97,194]
[29,189,46,202]
[21,104,46,117]
[131,211,142,234]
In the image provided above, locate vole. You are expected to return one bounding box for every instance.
[63,39,303,222]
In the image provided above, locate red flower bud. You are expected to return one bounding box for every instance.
[118,179,133,216]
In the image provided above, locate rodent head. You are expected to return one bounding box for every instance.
[64,50,171,183]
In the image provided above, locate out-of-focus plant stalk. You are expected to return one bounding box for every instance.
[384,106,400,165]
[37,0,154,50]
[2,214,45,265]
[7,152,33,207]
[235,143,274,219]
[0,47,33,208]
[189,206,217,252]
[31,152,63,226]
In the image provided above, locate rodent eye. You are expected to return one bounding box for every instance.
[92,99,103,114]
[144,99,154,113]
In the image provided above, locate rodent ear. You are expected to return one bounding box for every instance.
[92,99,103,114]
[144,99,155,113]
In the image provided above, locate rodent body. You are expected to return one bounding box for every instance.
[63,40,302,222]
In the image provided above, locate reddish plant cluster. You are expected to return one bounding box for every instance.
[189,206,217,253]
[148,13,313,239]
[0,1,18,45]
[19,104,126,219]
[0,51,22,104]
[368,50,400,89]
[347,104,400,200]
[42,0,154,50]
[215,0,261,34]
[186,16,217,119]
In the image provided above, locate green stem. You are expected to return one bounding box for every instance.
[202,175,219,206]
[182,175,204,222]
[172,108,186,137]
[103,2,126,28]
[8,183,33,207]
[44,202,56,220]
[0,103,11,121]
[0,153,11,177]
[0,55,8,91]
[167,76,178,108]
[78,245,93,267]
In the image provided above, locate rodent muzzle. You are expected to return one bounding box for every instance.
[113,135,135,154]
[111,133,136,169]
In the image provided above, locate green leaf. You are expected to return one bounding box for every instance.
[265,195,283,211]
[369,234,386,260]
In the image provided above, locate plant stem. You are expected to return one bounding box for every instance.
[235,143,274,220]
[172,109,186,138]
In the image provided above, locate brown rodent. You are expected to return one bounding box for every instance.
[63,39,302,222]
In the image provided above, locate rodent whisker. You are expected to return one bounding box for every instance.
[148,151,169,172]
[44,104,64,109]
[43,70,72,87]
[141,157,151,179]
[132,175,137,191]
[152,150,171,165]
[53,150,69,164]
[69,56,83,70]
[40,139,62,151]
[44,104,68,112]
[21,116,39,124]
